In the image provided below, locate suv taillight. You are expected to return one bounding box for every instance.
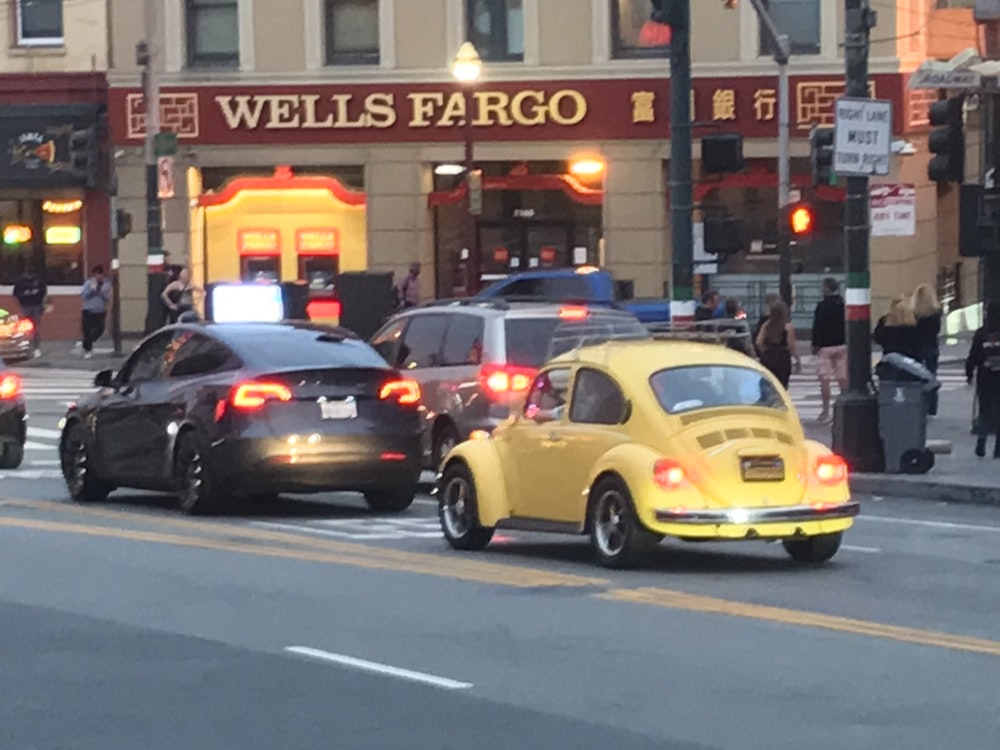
[479,364,535,400]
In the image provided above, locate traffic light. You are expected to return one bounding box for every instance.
[69,127,99,188]
[928,96,965,184]
[789,203,815,238]
[810,127,836,186]
[703,214,745,256]
[114,208,133,240]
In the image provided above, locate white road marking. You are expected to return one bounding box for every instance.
[0,470,62,480]
[859,515,1000,534]
[29,460,61,467]
[24,441,54,451]
[284,646,473,690]
[250,521,441,541]
[841,544,881,554]
[27,427,62,439]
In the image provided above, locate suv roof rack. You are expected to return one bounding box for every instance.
[492,295,624,310]
[646,319,757,359]
[421,298,510,310]
[545,313,653,362]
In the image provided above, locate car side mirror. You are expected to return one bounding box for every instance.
[94,370,114,388]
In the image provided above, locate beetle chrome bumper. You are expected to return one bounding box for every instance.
[654,501,860,525]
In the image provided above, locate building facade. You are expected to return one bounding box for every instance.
[97,0,979,335]
[0,0,112,339]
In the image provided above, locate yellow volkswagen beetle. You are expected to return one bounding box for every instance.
[435,338,859,569]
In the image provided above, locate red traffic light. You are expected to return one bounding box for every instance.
[789,205,814,235]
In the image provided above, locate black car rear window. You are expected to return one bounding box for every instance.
[228,331,388,370]
[504,318,560,368]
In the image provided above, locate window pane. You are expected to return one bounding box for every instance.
[20,0,63,40]
[326,0,380,63]
[399,314,449,369]
[467,0,524,61]
[612,0,670,59]
[188,0,239,64]
[650,365,786,415]
[761,0,820,55]
[440,314,485,366]
[570,369,626,425]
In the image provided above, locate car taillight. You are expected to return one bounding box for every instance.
[231,381,292,410]
[559,305,589,320]
[379,378,421,405]
[15,318,33,336]
[0,374,20,400]
[653,459,686,490]
[479,364,535,399]
[815,454,848,485]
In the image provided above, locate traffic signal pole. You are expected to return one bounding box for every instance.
[140,0,165,334]
[669,0,695,326]
[832,0,883,473]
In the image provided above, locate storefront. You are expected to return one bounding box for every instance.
[0,73,110,339]
[107,70,943,333]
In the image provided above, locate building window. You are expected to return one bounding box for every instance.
[466,0,524,62]
[325,0,379,65]
[186,0,240,68]
[612,0,671,59]
[759,0,820,56]
[15,0,64,46]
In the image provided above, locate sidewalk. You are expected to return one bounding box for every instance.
[11,338,134,372]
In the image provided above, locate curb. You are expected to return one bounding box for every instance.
[850,474,1000,506]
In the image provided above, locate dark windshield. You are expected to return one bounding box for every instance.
[650,365,786,415]
[504,318,560,368]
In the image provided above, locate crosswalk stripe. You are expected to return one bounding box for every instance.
[27,427,62,439]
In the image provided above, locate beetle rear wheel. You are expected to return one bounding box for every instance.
[782,532,843,564]
[588,477,661,569]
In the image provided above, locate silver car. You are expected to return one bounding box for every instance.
[370,300,649,468]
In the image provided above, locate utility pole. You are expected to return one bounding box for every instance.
[748,0,793,306]
[139,0,164,334]
[833,0,883,472]
[669,0,695,326]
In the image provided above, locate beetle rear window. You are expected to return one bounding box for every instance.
[650,365,786,415]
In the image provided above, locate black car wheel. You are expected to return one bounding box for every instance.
[438,462,494,551]
[364,485,418,513]
[782,532,843,564]
[174,431,226,516]
[432,424,461,469]
[0,441,23,470]
[60,422,112,503]
[588,476,661,569]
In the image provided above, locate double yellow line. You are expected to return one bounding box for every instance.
[4,497,1000,659]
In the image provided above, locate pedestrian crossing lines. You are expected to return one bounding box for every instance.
[16,369,99,407]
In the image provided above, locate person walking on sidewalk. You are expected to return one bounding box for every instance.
[965,302,1000,458]
[811,278,847,423]
[913,283,942,416]
[80,265,112,359]
[756,300,799,389]
[874,296,922,361]
[12,267,46,359]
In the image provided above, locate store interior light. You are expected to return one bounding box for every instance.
[45,226,82,245]
[569,158,606,178]
[434,164,466,176]
[3,225,32,245]
[43,199,83,214]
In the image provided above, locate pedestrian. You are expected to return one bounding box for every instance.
[753,293,781,349]
[965,302,1000,458]
[873,296,921,361]
[695,290,719,321]
[394,262,421,310]
[811,278,847,423]
[755,300,800,389]
[80,265,112,360]
[723,297,740,319]
[12,266,46,359]
[912,282,943,416]
[161,266,201,324]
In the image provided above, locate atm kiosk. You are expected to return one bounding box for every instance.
[237,229,281,283]
[295,228,341,324]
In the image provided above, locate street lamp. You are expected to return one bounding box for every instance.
[451,42,483,295]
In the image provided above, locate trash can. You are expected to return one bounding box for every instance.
[874,353,941,474]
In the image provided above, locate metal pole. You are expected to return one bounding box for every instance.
[110,198,122,355]
[777,51,792,307]
[669,0,695,326]
[142,0,164,334]
[832,0,883,472]
[463,90,479,296]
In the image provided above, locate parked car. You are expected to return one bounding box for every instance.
[436,338,857,569]
[474,267,671,324]
[59,322,423,515]
[370,301,651,468]
[0,360,25,469]
[0,311,35,363]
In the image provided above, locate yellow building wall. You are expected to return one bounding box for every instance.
[201,189,368,284]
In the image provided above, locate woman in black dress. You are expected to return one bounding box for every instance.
[873,296,922,361]
[912,283,942,415]
[755,301,799,388]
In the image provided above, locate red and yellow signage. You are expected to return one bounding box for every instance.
[109,74,911,146]
[237,228,280,255]
[296,228,339,255]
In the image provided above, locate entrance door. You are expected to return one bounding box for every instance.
[478,221,572,286]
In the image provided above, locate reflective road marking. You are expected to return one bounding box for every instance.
[284,646,473,690]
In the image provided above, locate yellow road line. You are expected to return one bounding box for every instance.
[0,514,603,589]
[600,587,1000,658]
[0,498,606,588]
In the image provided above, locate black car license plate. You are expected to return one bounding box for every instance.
[741,456,784,482]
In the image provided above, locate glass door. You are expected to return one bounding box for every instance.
[478,221,574,285]
[525,223,571,271]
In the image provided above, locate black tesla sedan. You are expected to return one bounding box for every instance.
[58,322,424,514]
[0,359,26,469]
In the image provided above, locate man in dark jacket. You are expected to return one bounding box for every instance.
[12,267,46,358]
[811,277,847,422]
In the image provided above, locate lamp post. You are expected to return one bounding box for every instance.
[452,42,483,295]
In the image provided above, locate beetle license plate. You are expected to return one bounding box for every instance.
[741,456,784,482]
[320,398,357,420]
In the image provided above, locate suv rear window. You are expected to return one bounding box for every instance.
[650,365,786,415]
[504,318,560,368]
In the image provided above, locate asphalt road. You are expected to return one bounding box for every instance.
[1,368,999,749]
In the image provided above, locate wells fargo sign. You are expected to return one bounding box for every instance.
[109,74,909,146]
